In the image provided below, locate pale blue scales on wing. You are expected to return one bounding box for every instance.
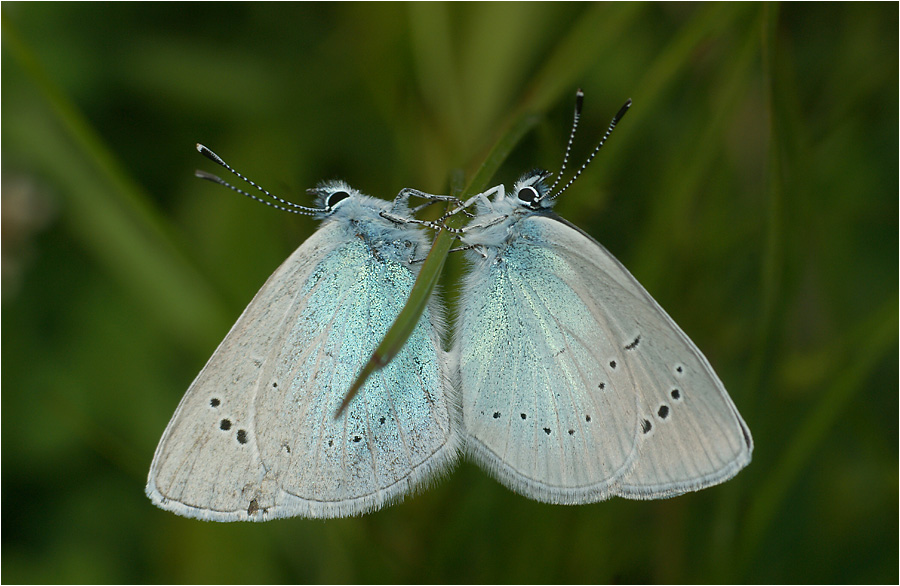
[146,152,458,522]
[450,97,752,504]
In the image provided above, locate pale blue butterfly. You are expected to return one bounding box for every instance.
[146,145,458,521]
[445,93,752,503]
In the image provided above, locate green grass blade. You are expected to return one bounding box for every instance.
[2,13,230,349]
[337,112,541,416]
[738,299,898,573]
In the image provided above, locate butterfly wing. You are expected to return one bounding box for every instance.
[456,213,751,504]
[147,212,457,520]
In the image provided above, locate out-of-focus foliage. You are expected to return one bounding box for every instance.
[2,3,896,583]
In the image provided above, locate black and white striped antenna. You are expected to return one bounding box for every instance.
[540,97,631,202]
[546,89,585,193]
[195,144,322,216]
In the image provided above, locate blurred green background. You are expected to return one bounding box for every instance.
[2,3,896,583]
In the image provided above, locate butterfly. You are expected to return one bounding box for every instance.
[445,94,752,503]
[146,145,458,521]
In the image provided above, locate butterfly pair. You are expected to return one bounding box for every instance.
[146,95,752,521]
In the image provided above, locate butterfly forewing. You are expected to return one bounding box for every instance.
[147,195,457,521]
[147,229,325,520]
[542,216,752,497]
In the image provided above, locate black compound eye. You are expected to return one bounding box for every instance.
[517,186,540,207]
[326,190,351,209]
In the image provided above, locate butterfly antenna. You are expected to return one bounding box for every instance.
[546,89,585,193]
[194,170,320,216]
[196,144,321,214]
[545,98,631,201]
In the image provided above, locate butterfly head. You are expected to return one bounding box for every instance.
[511,169,555,211]
[307,181,360,218]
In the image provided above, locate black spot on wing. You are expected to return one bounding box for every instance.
[247,498,267,516]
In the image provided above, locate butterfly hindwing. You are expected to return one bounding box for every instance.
[253,222,456,517]
[456,207,751,504]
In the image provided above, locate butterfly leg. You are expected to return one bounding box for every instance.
[379,210,443,230]
[448,243,489,258]
[409,198,475,217]
[391,188,471,216]
[441,185,505,220]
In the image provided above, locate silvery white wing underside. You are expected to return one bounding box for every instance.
[148,216,457,521]
[456,213,751,504]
